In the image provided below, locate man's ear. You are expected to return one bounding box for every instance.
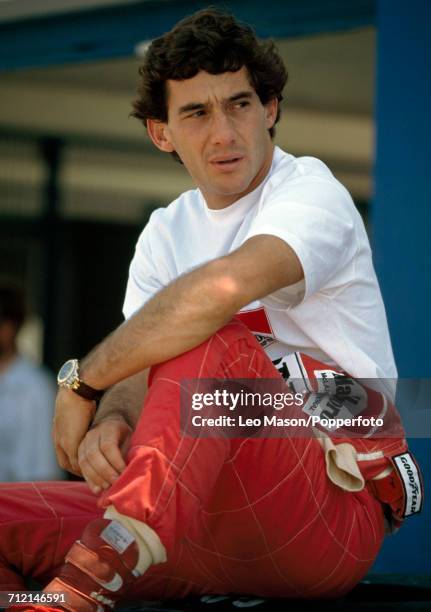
[264,98,278,130]
[147,119,175,153]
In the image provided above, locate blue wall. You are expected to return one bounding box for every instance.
[0,0,375,71]
[372,0,431,573]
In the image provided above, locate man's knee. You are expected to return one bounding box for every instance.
[149,319,266,384]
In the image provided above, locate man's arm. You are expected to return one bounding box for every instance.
[81,235,303,387]
[54,234,303,471]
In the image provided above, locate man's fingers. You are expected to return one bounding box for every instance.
[54,444,70,471]
[99,433,128,474]
[57,435,82,475]
[55,443,82,477]
[78,449,110,494]
[79,436,120,489]
[78,420,131,492]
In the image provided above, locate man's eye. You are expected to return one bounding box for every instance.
[235,101,250,109]
[189,110,205,118]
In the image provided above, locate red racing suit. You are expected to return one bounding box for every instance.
[0,320,423,603]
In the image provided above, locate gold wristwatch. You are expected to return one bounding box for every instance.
[57,359,104,402]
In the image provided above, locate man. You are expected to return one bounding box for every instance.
[2,8,422,611]
[0,282,61,482]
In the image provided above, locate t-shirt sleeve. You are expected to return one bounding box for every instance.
[244,179,358,307]
[123,219,166,319]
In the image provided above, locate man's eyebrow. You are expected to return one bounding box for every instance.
[178,102,206,115]
[228,90,254,102]
[177,91,254,115]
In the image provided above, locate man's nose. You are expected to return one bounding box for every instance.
[209,110,236,146]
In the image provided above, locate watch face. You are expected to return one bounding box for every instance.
[57,359,78,385]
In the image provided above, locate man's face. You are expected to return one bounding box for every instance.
[148,67,278,209]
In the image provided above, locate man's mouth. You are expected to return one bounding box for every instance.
[210,156,243,168]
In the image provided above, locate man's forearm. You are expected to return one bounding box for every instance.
[80,235,301,391]
[81,258,242,390]
[92,370,149,429]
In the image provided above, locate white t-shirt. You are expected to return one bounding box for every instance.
[0,356,63,482]
[124,146,397,384]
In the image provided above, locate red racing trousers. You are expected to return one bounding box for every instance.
[0,321,385,601]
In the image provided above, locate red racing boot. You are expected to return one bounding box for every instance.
[8,517,142,611]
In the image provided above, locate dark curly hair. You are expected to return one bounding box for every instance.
[131,8,287,162]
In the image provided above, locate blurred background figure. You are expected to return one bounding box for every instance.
[0,280,63,481]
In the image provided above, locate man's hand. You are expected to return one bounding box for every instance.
[77,417,132,494]
[52,371,147,488]
[52,387,96,476]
